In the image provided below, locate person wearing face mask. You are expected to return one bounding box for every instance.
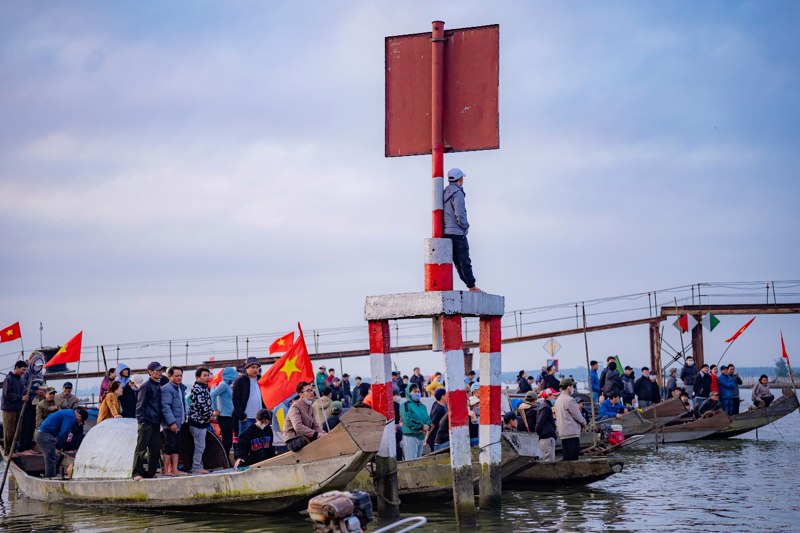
[634,367,661,408]
[284,381,326,452]
[234,408,275,468]
[400,383,431,460]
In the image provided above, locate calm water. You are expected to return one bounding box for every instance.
[2,392,798,532]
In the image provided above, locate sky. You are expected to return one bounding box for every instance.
[1,1,799,384]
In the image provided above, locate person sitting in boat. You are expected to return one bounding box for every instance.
[598,393,627,421]
[97,381,123,424]
[515,391,538,432]
[502,410,519,431]
[35,387,58,427]
[234,408,275,468]
[575,397,590,422]
[284,381,326,453]
[34,407,88,478]
[535,388,558,462]
[99,367,116,402]
[751,374,774,408]
[313,387,334,428]
[400,383,432,460]
[55,382,80,411]
[679,390,694,414]
[325,401,343,431]
[517,370,532,394]
[698,391,723,417]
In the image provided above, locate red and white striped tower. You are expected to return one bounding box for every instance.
[368,319,399,517]
[441,314,476,522]
[478,315,503,509]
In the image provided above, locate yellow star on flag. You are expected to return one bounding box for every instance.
[280,356,301,380]
[5,330,12,336]
[277,339,286,347]
[56,342,68,355]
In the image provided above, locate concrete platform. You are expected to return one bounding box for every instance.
[364,291,505,320]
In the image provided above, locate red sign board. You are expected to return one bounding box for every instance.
[385,24,499,157]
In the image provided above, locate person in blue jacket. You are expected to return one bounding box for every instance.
[589,361,601,404]
[35,408,88,478]
[211,367,236,459]
[598,393,628,421]
[717,365,737,415]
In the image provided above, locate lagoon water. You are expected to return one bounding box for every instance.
[1,392,798,532]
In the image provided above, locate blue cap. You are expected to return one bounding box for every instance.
[447,168,465,182]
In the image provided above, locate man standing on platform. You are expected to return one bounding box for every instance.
[2,360,28,457]
[443,168,482,293]
[233,357,265,435]
[133,361,164,480]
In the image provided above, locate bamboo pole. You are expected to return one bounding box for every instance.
[581,305,598,446]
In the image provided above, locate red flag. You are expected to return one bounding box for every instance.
[724,317,755,343]
[0,322,21,343]
[258,323,313,409]
[781,331,790,364]
[269,331,295,354]
[209,369,224,388]
[45,331,83,368]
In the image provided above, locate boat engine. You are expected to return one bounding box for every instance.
[308,490,373,533]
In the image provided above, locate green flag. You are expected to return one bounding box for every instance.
[702,313,720,332]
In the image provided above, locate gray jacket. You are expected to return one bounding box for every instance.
[161,381,186,429]
[554,393,586,439]
[443,183,469,236]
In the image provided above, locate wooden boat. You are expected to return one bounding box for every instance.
[504,457,624,489]
[637,397,687,420]
[626,411,731,445]
[347,431,539,500]
[702,387,799,440]
[10,407,384,511]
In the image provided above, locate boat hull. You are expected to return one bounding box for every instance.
[702,388,799,440]
[505,457,624,489]
[10,408,385,511]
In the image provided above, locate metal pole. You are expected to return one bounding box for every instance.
[39,321,43,348]
[185,342,189,365]
[74,358,82,398]
[169,340,172,366]
[581,305,598,445]
[431,21,445,239]
[100,346,108,374]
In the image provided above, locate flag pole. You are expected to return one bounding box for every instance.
[674,298,688,364]
[781,331,797,391]
[715,340,736,368]
[74,358,82,401]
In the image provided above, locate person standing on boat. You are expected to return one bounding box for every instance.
[340,374,352,407]
[132,362,165,480]
[188,367,217,475]
[284,381,326,452]
[621,367,636,407]
[443,168,482,293]
[543,366,560,392]
[233,357,265,435]
[535,388,559,462]
[234,408,275,467]
[516,391,538,432]
[19,352,45,453]
[710,365,720,396]
[210,367,236,460]
[116,363,137,419]
[97,382,123,424]
[34,407,88,478]
[717,365,736,416]
[99,367,116,402]
[602,361,623,399]
[634,367,660,408]
[161,366,187,476]
[598,356,616,392]
[2,360,28,457]
[410,368,426,397]
[727,364,743,415]
[400,383,431,460]
[553,378,586,461]
[680,356,698,397]
[693,364,712,409]
[426,388,447,451]
[315,366,327,392]
[664,368,679,400]
[516,370,532,394]
[589,361,601,405]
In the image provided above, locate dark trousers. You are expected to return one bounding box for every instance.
[561,437,580,461]
[217,416,233,459]
[133,422,161,478]
[34,430,58,478]
[18,403,36,452]
[444,234,476,289]
[732,397,740,415]
[2,410,20,457]
[721,398,733,416]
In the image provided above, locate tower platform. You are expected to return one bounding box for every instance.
[364,290,505,320]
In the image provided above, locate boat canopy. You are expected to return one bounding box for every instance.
[73,418,138,479]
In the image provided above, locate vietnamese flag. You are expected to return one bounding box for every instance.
[724,317,756,343]
[1,322,21,343]
[209,369,224,388]
[45,331,83,368]
[269,331,295,354]
[781,331,790,364]
[258,323,313,409]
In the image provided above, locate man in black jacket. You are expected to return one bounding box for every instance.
[535,388,558,462]
[693,364,712,407]
[543,366,560,391]
[133,361,164,480]
[234,409,275,467]
[634,367,660,408]
[232,357,265,435]
[2,360,28,456]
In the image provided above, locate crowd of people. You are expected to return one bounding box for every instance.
[2,351,778,479]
